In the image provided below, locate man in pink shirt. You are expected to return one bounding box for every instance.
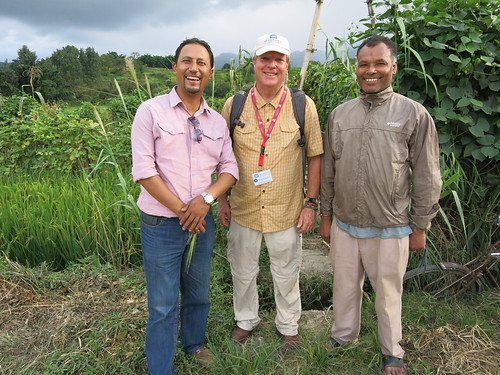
[131,38,238,375]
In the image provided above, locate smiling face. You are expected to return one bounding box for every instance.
[356,42,397,94]
[253,51,289,93]
[172,43,213,97]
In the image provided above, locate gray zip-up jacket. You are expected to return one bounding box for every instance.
[320,86,442,230]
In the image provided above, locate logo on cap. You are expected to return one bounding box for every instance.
[254,33,291,56]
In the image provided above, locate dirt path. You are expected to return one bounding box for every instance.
[301,231,332,276]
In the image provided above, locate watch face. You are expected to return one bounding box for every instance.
[202,192,214,205]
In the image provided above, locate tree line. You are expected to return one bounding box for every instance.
[0,45,176,101]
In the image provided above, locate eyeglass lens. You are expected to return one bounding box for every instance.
[188,116,203,142]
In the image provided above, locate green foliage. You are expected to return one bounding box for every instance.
[106,91,144,122]
[137,53,174,69]
[431,153,499,260]
[290,59,358,129]
[99,51,127,75]
[0,94,37,122]
[80,47,102,82]
[0,173,141,269]
[0,61,18,95]
[288,38,359,128]
[227,47,254,93]
[0,96,131,175]
[365,0,499,162]
[205,96,227,113]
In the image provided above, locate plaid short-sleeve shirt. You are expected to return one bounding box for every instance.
[221,85,323,233]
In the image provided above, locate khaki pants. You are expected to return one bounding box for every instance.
[227,220,302,336]
[330,219,409,358]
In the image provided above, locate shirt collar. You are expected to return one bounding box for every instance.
[359,85,394,107]
[252,84,287,110]
[168,86,213,116]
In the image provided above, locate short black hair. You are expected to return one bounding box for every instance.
[174,38,214,68]
[357,35,397,61]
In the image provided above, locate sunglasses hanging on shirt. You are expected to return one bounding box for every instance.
[188,116,203,143]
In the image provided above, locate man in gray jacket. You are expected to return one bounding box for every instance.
[319,35,442,375]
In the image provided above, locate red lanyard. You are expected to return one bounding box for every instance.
[250,87,288,167]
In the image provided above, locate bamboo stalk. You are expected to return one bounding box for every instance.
[299,0,324,90]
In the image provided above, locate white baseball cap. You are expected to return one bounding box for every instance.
[254,33,291,56]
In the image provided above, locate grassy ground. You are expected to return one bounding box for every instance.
[1,237,499,375]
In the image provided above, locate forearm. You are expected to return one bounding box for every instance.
[138,175,184,217]
[206,173,236,200]
[306,155,321,198]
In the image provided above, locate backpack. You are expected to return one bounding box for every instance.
[229,87,306,147]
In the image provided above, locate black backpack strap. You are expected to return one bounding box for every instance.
[229,88,251,142]
[290,88,306,147]
[290,88,308,196]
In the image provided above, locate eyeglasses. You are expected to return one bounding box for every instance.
[188,116,203,143]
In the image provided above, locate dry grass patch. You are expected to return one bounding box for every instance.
[0,260,147,374]
[410,323,500,374]
[1,255,499,375]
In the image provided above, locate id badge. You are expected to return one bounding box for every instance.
[252,169,273,186]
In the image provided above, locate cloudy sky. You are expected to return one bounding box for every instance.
[1,0,372,63]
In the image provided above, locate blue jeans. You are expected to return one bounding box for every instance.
[140,210,215,375]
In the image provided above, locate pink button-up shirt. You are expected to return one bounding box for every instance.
[131,88,238,217]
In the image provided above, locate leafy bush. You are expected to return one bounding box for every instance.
[106,92,144,122]
[290,59,358,129]
[364,0,499,162]
[0,95,37,122]
[0,96,131,175]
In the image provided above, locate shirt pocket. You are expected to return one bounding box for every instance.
[391,163,411,212]
[233,121,260,153]
[202,126,224,143]
[155,121,189,170]
[279,122,300,149]
[196,126,225,162]
[156,121,186,145]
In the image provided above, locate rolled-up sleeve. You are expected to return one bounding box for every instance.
[131,102,159,183]
[217,131,239,181]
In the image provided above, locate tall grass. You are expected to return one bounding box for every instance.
[407,153,500,270]
[0,173,141,269]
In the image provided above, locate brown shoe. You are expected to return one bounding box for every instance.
[231,326,252,343]
[281,334,300,349]
[191,347,214,367]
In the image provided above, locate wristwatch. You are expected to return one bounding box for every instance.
[201,192,215,206]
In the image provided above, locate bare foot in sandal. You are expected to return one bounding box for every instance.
[383,356,406,375]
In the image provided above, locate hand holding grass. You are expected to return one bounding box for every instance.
[181,195,211,271]
[179,195,210,233]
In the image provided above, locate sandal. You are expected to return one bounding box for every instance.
[328,337,342,348]
[382,355,406,375]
